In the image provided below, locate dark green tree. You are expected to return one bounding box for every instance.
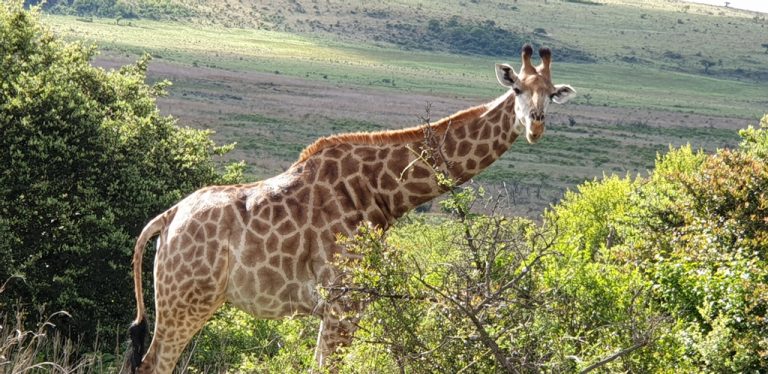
[700,59,716,74]
[0,1,241,344]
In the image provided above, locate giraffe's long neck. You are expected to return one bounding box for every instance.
[297,92,519,230]
[440,90,518,184]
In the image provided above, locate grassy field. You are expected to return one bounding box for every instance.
[41,0,768,214]
[45,13,767,117]
[54,0,768,79]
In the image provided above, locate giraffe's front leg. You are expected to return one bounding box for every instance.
[310,244,368,370]
[314,303,361,369]
[311,264,364,369]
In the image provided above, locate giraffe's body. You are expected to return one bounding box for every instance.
[126,45,575,374]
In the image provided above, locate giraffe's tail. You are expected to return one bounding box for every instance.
[128,206,176,372]
[127,318,148,373]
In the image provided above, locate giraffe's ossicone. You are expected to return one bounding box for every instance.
[124,44,575,374]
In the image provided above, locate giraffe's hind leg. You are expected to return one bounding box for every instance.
[138,239,229,374]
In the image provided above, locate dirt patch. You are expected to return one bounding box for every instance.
[95,55,465,126]
[96,54,751,130]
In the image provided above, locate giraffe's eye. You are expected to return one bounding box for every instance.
[513,87,522,95]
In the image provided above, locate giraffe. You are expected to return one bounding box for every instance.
[124,44,575,373]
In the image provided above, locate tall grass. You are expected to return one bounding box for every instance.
[0,278,117,374]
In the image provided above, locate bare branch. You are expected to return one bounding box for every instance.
[579,340,648,373]
[415,275,515,373]
[473,250,551,314]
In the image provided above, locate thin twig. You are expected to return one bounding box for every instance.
[579,341,648,373]
[415,276,514,373]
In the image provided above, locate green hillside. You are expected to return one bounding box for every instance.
[38,0,768,214]
[41,0,768,80]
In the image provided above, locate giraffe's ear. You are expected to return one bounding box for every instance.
[495,63,518,88]
[551,84,576,104]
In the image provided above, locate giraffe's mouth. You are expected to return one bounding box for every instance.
[527,122,544,144]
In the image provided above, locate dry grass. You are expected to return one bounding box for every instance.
[0,278,115,374]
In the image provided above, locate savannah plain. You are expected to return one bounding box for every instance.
[44,0,768,214]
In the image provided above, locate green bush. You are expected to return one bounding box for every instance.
[542,124,768,371]
[336,212,551,372]
[631,134,768,371]
[542,176,674,372]
[739,114,768,161]
[0,1,241,346]
[330,183,666,372]
[41,0,195,20]
[178,306,320,373]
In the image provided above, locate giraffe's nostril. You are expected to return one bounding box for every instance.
[529,111,545,121]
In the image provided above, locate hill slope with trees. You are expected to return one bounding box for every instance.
[33,0,768,82]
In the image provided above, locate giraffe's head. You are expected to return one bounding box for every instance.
[495,44,576,144]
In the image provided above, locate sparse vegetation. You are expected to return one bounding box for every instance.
[40,0,196,21]
[381,16,594,61]
[700,58,716,73]
[563,0,603,5]
[0,277,118,373]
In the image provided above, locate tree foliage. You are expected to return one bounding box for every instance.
[0,1,241,344]
[324,182,665,373]
[26,0,196,20]
[334,198,559,372]
[384,16,594,62]
[537,115,768,371]
[626,118,768,371]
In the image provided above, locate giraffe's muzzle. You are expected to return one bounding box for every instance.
[528,119,545,143]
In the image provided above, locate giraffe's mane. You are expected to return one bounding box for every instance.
[295,105,487,164]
